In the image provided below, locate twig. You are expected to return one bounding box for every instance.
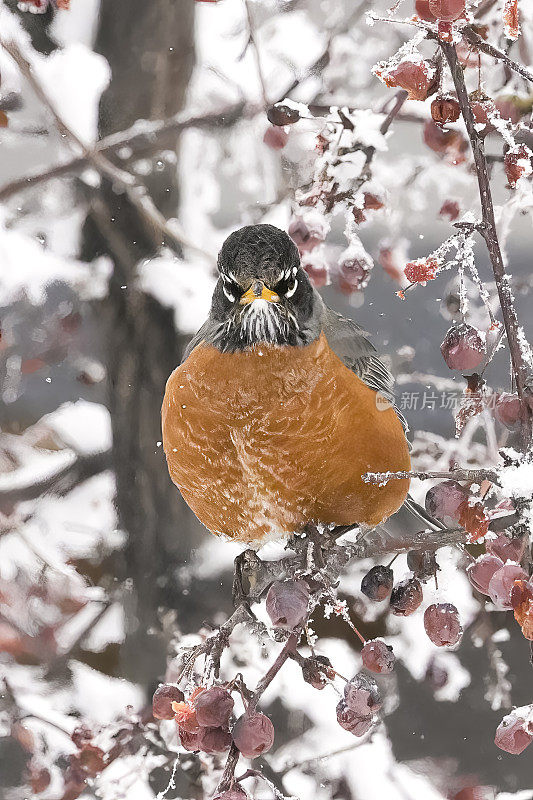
[462,27,533,86]
[362,467,501,485]
[440,40,532,447]
[248,634,297,712]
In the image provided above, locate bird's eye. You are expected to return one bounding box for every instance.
[274,270,298,298]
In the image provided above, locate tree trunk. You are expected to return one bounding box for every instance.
[86,0,202,685]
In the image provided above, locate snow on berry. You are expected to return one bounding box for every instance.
[440,323,486,371]
[266,579,309,629]
[503,0,520,40]
[504,145,533,188]
[467,553,504,595]
[152,683,185,720]
[361,639,396,673]
[404,258,439,285]
[495,712,532,754]
[380,59,437,101]
[390,577,424,616]
[424,603,463,647]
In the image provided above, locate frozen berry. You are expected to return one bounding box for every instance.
[197,726,232,754]
[263,125,289,150]
[404,258,439,284]
[487,533,526,564]
[423,121,468,164]
[289,214,327,254]
[173,700,201,733]
[267,104,300,126]
[428,0,465,20]
[383,60,437,101]
[458,499,490,541]
[361,565,394,601]
[336,700,373,736]
[467,554,504,595]
[301,655,334,689]
[76,744,106,777]
[494,393,525,430]
[361,639,395,674]
[431,95,460,124]
[511,580,533,640]
[488,563,527,609]
[344,673,382,716]
[266,579,309,629]
[232,712,274,759]
[390,577,423,616]
[195,687,234,728]
[152,684,185,720]
[424,603,462,646]
[302,255,329,287]
[179,728,200,752]
[504,145,532,188]
[441,323,486,370]
[407,549,438,581]
[338,255,372,294]
[29,764,51,794]
[213,788,249,800]
[415,0,436,20]
[495,714,533,754]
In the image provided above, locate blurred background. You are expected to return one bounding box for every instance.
[0,0,532,798]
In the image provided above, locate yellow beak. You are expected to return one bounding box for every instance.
[239,282,280,305]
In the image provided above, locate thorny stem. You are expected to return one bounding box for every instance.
[440,40,533,447]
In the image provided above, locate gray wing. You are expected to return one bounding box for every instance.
[181,318,223,363]
[319,298,408,433]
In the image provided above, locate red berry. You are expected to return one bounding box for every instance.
[195,686,234,728]
[71,725,93,749]
[232,712,274,759]
[336,700,373,736]
[423,121,468,164]
[152,684,185,720]
[267,104,300,126]
[424,603,462,646]
[179,728,200,752]
[494,392,525,430]
[458,499,490,541]
[467,554,504,595]
[266,579,309,629]
[440,323,486,371]
[407,549,438,581]
[415,0,437,21]
[488,563,527,609]
[495,714,533,754]
[363,192,384,211]
[390,577,423,616]
[29,764,51,794]
[495,96,522,125]
[301,655,334,689]
[384,60,437,101]
[173,700,201,733]
[197,726,232,754]
[344,673,382,716]
[213,788,249,800]
[361,565,394,601]
[302,255,329,287]
[361,639,395,673]
[439,199,461,220]
[431,95,460,124]
[263,125,289,150]
[76,744,106,777]
[338,255,372,294]
[504,145,533,188]
[511,580,533,640]
[404,258,439,285]
[288,215,327,254]
[486,533,526,564]
[428,0,465,20]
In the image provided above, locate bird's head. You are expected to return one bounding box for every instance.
[211,224,319,350]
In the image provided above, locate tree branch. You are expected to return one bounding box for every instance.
[363,467,501,485]
[462,27,533,86]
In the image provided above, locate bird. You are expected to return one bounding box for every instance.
[162,224,412,547]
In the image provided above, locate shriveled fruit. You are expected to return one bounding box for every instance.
[511,580,533,640]
[213,788,249,800]
[431,95,460,124]
[495,714,532,754]
[361,639,395,673]
[197,726,232,754]
[428,0,465,20]
[338,255,372,294]
[267,104,300,126]
[390,577,423,616]
[441,323,486,370]
[289,214,327,254]
[425,480,468,524]
[494,392,525,430]
[195,686,234,728]
[458,500,490,541]
[424,603,462,646]
[487,533,526,563]
[384,60,437,101]
[407,549,438,581]
[336,700,373,736]
[361,565,394,601]
[488,563,527,609]
[152,684,185,720]
[504,145,532,187]
[266,579,309,629]
[344,673,382,716]
[423,121,468,164]
[232,712,274,759]
[179,729,200,752]
[467,554,504,595]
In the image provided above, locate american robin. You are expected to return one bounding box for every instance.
[162,224,412,546]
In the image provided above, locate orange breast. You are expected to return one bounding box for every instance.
[162,332,410,545]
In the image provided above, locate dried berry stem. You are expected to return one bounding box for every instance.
[440,40,532,447]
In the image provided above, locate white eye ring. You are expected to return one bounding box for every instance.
[286,278,298,298]
[222,285,236,302]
